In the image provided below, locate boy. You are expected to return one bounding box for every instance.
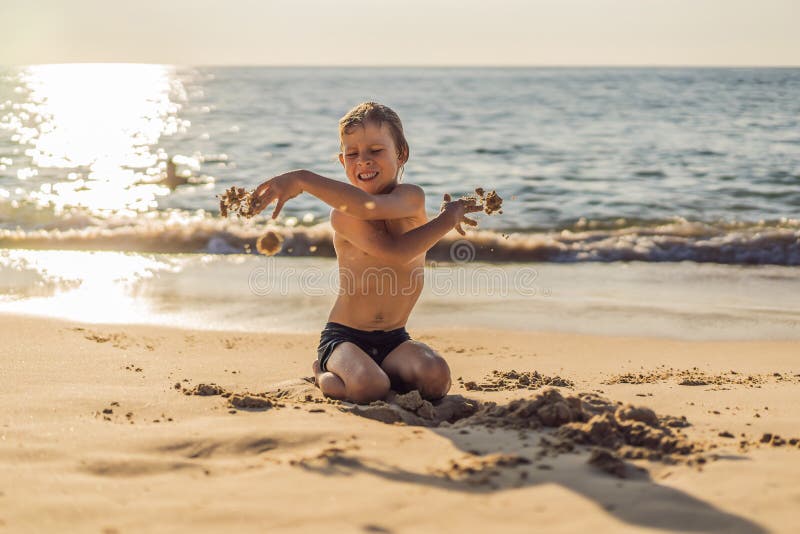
[254,102,480,403]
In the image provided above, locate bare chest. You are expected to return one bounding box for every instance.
[334,217,420,265]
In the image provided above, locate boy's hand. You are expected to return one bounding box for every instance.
[253,172,304,219]
[440,194,481,236]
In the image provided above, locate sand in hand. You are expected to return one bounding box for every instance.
[217,186,284,256]
[463,187,504,215]
[217,186,263,218]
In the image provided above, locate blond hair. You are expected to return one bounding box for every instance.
[338,102,409,166]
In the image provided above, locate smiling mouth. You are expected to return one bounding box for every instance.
[358,171,379,181]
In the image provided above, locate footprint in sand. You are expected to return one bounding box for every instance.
[72,327,158,350]
[156,436,280,459]
[81,458,202,478]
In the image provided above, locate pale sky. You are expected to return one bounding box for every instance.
[1,0,798,66]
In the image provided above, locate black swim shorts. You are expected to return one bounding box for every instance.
[317,322,411,372]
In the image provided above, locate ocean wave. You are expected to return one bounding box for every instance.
[1,214,799,265]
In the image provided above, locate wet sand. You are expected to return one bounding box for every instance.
[1,314,799,533]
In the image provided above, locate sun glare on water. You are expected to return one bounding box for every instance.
[0,250,177,323]
[4,63,187,216]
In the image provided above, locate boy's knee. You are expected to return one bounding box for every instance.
[346,369,390,404]
[417,358,451,400]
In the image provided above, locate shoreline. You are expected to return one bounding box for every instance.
[2,251,799,340]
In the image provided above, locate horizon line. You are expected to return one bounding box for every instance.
[3,62,800,69]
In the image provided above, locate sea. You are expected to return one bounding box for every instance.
[1,65,799,338]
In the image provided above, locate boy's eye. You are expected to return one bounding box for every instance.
[371,149,383,153]
[345,153,357,158]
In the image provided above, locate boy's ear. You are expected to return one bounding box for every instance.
[338,152,344,166]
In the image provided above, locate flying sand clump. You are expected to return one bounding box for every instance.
[217,186,283,256]
[256,231,283,256]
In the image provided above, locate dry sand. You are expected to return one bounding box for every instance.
[1,314,799,533]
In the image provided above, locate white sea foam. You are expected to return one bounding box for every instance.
[1,214,798,265]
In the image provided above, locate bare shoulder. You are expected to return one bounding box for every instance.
[347,182,427,222]
[392,183,426,205]
[383,183,426,220]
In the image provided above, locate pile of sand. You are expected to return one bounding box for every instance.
[759,433,800,448]
[348,390,479,427]
[182,379,335,412]
[458,369,574,391]
[604,367,800,387]
[185,383,226,396]
[343,388,702,477]
[228,394,273,410]
[179,378,800,478]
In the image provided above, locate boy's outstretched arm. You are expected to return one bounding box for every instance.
[254,170,423,220]
[331,196,482,265]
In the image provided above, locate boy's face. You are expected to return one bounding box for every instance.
[339,122,404,195]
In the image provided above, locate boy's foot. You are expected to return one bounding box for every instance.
[312,360,322,387]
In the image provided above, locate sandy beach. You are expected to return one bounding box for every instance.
[2,313,798,533]
[1,62,799,533]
